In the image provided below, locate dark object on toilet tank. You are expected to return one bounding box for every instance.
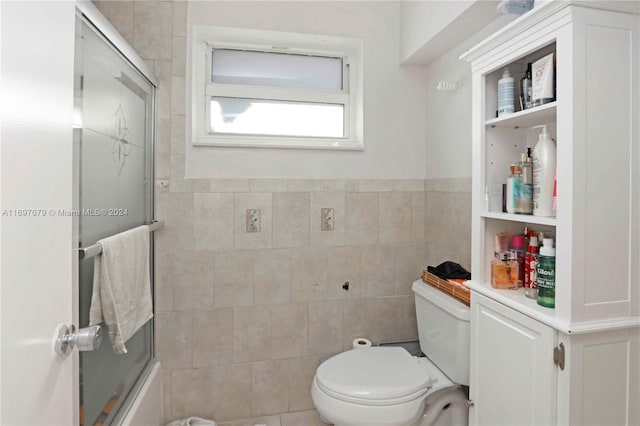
[427,261,471,280]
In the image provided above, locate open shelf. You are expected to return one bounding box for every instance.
[481,211,556,226]
[486,102,557,128]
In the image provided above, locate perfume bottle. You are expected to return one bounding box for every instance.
[491,252,519,290]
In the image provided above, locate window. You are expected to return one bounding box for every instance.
[190,26,363,150]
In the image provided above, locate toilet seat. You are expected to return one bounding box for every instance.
[315,347,433,406]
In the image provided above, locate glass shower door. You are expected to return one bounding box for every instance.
[74,16,155,426]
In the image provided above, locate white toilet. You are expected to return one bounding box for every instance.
[311,280,470,426]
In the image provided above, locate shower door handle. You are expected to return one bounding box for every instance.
[54,324,103,358]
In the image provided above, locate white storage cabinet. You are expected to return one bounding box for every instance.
[461,2,640,425]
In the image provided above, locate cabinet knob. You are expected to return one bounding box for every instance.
[54,324,102,358]
[465,399,475,408]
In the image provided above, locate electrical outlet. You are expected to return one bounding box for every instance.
[246,209,261,233]
[321,208,334,231]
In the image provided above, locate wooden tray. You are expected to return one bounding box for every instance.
[421,270,471,306]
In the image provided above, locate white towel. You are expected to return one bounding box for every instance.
[89,225,153,354]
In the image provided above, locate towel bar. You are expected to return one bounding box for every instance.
[78,220,164,260]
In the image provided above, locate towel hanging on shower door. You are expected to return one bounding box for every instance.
[89,225,153,354]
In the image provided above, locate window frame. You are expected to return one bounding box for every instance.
[190,25,364,150]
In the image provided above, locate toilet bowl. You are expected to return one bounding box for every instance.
[311,346,468,426]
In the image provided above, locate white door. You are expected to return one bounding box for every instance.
[1,1,78,424]
[469,293,557,426]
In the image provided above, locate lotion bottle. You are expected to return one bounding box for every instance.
[498,68,515,117]
[531,125,556,217]
[537,238,556,308]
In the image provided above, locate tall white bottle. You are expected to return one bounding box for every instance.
[498,68,515,117]
[531,125,556,216]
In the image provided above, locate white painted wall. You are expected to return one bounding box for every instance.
[0,1,77,424]
[400,0,475,62]
[186,1,428,179]
[424,14,515,179]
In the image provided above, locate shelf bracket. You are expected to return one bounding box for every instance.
[554,342,565,370]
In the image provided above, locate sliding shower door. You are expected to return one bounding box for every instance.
[74,15,155,426]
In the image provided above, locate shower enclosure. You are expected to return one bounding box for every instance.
[73,8,157,425]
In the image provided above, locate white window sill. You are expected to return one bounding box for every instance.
[193,135,364,151]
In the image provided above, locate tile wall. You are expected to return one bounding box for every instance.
[93,1,471,424]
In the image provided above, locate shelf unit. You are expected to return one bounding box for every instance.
[462,2,639,425]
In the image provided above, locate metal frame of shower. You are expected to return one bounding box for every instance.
[74,2,159,424]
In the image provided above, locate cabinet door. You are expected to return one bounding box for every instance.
[470,293,557,426]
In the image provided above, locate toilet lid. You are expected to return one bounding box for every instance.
[315,347,432,403]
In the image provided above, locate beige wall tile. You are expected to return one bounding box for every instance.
[213,250,253,307]
[193,308,233,368]
[281,410,325,426]
[156,117,171,155]
[170,155,209,193]
[156,311,193,369]
[210,179,250,193]
[171,76,185,116]
[424,177,472,192]
[172,1,188,37]
[309,192,345,247]
[345,192,379,245]
[133,1,172,61]
[157,89,171,121]
[162,369,172,424]
[343,298,378,350]
[156,150,170,180]
[194,193,234,250]
[218,416,281,426]
[233,305,272,363]
[288,356,320,412]
[271,303,308,359]
[287,179,346,192]
[170,115,185,155]
[361,245,395,297]
[252,360,289,416]
[273,192,309,249]
[156,192,193,251]
[327,246,362,299]
[308,300,343,355]
[170,368,213,420]
[345,179,360,192]
[393,179,425,192]
[379,192,412,244]
[411,192,426,244]
[155,251,214,312]
[250,179,288,192]
[210,363,253,421]
[172,36,187,77]
[358,179,393,192]
[377,296,418,342]
[153,59,173,93]
[234,193,273,249]
[394,244,426,295]
[291,247,327,301]
[93,1,134,44]
[253,249,291,305]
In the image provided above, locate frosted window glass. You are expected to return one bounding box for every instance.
[211,97,344,138]
[211,49,342,90]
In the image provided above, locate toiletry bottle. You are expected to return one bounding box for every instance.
[506,164,518,214]
[498,68,515,117]
[515,153,533,214]
[491,252,519,290]
[532,53,555,106]
[552,172,557,217]
[520,63,532,110]
[484,185,490,211]
[510,235,526,287]
[531,125,556,217]
[524,236,539,299]
[537,238,556,308]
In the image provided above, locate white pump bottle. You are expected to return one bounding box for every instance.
[531,125,556,217]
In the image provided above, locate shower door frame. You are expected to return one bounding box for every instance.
[73,2,158,424]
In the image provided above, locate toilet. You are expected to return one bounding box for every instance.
[311,280,470,426]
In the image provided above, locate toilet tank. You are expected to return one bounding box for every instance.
[411,279,470,386]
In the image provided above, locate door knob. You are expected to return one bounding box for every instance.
[54,324,102,358]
